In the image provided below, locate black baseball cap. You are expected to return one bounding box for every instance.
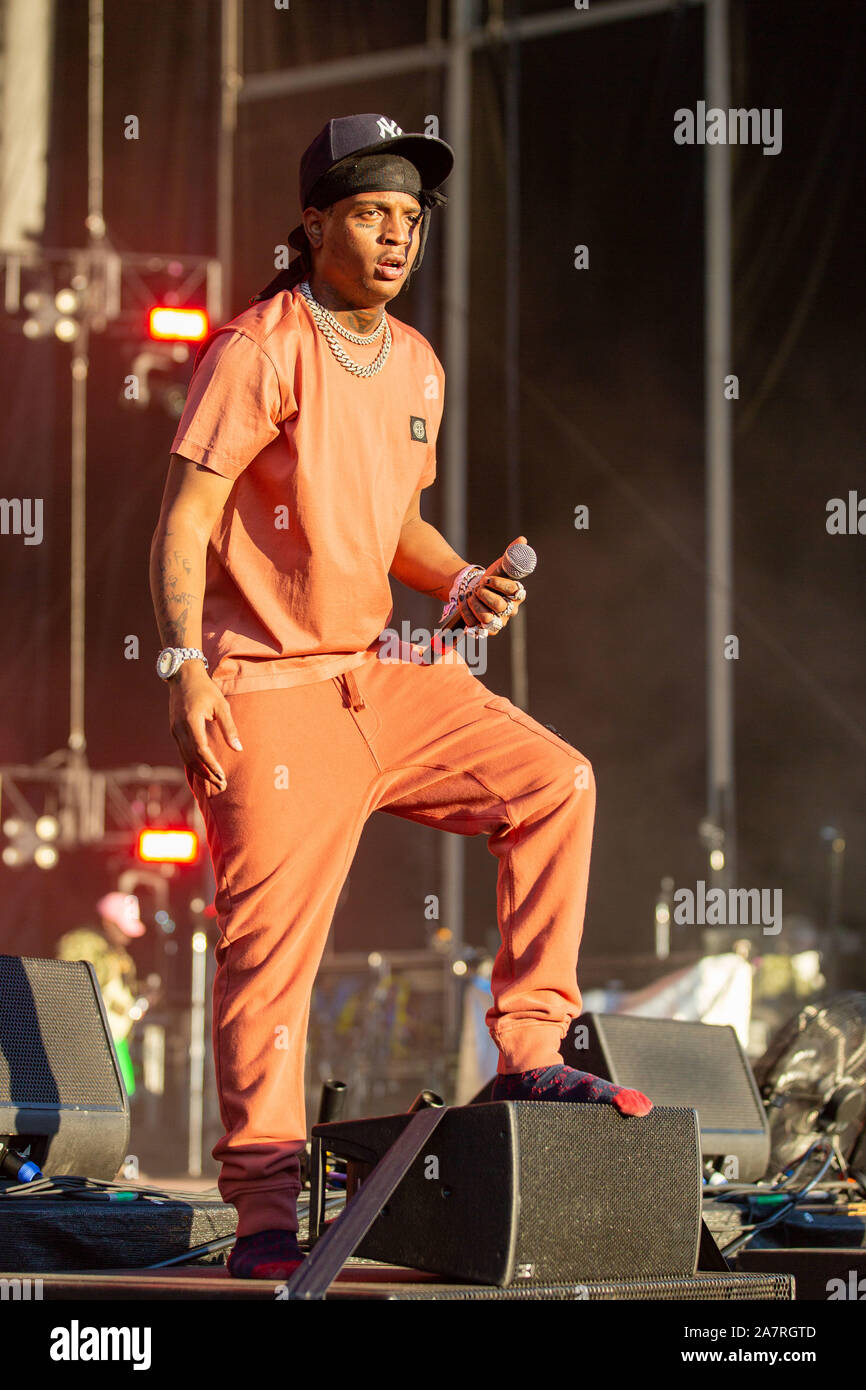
[298,113,453,213]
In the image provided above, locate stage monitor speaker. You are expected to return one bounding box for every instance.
[312,1101,703,1286]
[0,955,130,1180]
[559,1014,771,1182]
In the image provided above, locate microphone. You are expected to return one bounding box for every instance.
[439,540,537,633]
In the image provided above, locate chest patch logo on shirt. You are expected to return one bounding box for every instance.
[410,415,428,443]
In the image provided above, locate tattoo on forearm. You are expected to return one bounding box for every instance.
[171,606,190,642]
[155,599,192,647]
[153,538,200,646]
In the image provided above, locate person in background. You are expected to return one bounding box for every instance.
[56,892,148,1096]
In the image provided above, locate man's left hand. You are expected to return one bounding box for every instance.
[457,536,529,635]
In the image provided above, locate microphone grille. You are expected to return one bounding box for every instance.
[502,542,537,579]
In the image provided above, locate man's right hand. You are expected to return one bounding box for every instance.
[168,662,243,790]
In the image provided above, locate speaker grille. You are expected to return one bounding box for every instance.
[514,1102,700,1281]
[390,1274,793,1301]
[0,957,122,1107]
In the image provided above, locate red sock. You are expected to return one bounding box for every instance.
[492,1064,653,1116]
[227,1228,304,1279]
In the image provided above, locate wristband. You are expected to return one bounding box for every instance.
[449,564,485,603]
[440,564,485,626]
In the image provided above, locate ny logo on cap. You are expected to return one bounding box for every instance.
[377,117,403,140]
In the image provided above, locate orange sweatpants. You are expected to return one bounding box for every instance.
[187,641,596,1237]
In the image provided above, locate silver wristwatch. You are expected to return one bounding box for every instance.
[156,646,209,680]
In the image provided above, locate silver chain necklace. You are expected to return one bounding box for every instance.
[299,280,391,378]
[299,283,385,344]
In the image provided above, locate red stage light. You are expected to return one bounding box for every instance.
[148,307,208,342]
[137,829,199,864]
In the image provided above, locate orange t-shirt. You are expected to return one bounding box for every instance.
[169,287,444,693]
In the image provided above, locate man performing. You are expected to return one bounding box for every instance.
[149,114,652,1280]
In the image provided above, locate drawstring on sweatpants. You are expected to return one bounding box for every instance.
[341,669,366,711]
